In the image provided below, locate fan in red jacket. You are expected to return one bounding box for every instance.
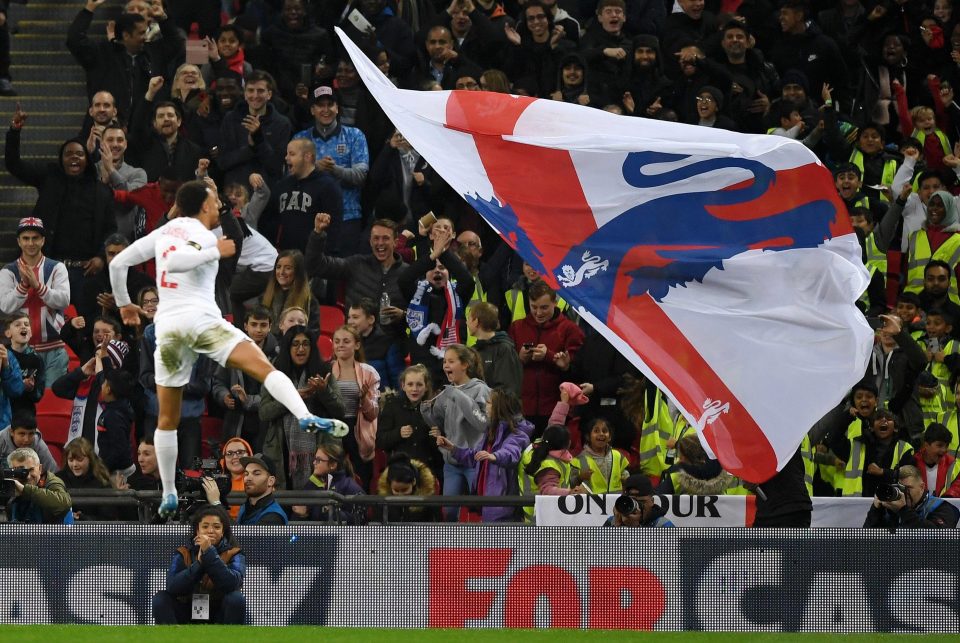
[508,280,584,436]
[914,423,960,497]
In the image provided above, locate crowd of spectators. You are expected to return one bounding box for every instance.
[1,0,960,529]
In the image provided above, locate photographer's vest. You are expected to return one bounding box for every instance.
[800,434,815,497]
[176,546,242,600]
[837,419,914,496]
[518,445,577,522]
[904,229,960,304]
[849,150,897,202]
[636,389,675,478]
[575,448,629,494]
[935,407,960,454]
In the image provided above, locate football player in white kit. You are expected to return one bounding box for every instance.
[109,180,347,518]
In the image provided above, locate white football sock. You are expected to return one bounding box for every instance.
[263,370,311,419]
[153,429,179,498]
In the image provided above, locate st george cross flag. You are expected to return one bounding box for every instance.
[336,29,872,483]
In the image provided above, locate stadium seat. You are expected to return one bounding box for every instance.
[316,334,334,362]
[319,305,344,338]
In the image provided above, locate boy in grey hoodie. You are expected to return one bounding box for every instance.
[0,410,59,473]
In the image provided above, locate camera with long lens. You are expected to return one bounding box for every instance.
[1,467,31,483]
[177,458,231,495]
[876,482,906,503]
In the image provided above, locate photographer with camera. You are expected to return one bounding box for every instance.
[603,475,673,527]
[4,447,73,523]
[864,465,960,528]
[174,456,234,522]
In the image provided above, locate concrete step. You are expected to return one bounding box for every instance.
[11,51,78,64]
[0,113,87,127]
[0,185,38,203]
[10,65,87,82]
[15,19,112,35]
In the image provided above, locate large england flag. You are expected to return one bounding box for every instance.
[336,29,872,482]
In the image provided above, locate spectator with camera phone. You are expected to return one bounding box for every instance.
[4,447,73,523]
[864,464,959,528]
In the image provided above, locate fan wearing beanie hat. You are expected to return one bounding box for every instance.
[695,86,738,131]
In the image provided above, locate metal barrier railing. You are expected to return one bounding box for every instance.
[26,489,535,524]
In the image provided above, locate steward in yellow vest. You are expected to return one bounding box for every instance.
[654,434,751,496]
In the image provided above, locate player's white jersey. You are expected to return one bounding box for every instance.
[110,216,222,319]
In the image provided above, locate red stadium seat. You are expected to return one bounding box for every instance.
[316,334,334,362]
[319,304,344,338]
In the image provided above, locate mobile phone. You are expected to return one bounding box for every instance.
[523,342,534,350]
[300,63,312,88]
[348,8,374,34]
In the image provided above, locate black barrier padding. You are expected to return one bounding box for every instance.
[0,525,958,631]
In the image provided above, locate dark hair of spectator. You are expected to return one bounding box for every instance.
[487,388,523,439]
[850,206,873,225]
[116,12,146,38]
[778,100,800,120]
[399,363,433,398]
[246,69,276,89]
[918,169,947,188]
[349,297,379,319]
[139,435,155,447]
[102,122,126,138]
[216,24,243,42]
[780,0,808,17]
[385,452,419,486]
[519,0,555,39]
[833,162,861,179]
[720,20,750,37]
[469,301,500,332]
[527,279,557,302]
[525,424,571,476]
[152,100,183,121]
[444,343,484,380]
[859,122,885,141]
[924,423,953,445]
[925,259,953,278]
[370,218,399,237]
[275,325,324,377]
[175,180,211,217]
[262,250,312,313]
[928,308,954,327]
[104,368,134,399]
[64,437,112,486]
[189,504,237,547]
[10,409,37,431]
[900,137,923,152]
[596,0,626,13]
[244,305,274,325]
[95,315,123,335]
[104,233,130,248]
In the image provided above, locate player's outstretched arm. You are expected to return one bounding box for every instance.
[110,231,161,307]
[164,238,235,274]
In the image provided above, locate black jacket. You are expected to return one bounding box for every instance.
[473,332,522,398]
[96,399,135,473]
[259,169,343,253]
[376,389,442,475]
[4,128,116,260]
[218,102,292,186]
[66,9,184,120]
[127,99,205,182]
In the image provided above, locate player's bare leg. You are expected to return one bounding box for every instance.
[155,385,184,518]
[226,341,348,437]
